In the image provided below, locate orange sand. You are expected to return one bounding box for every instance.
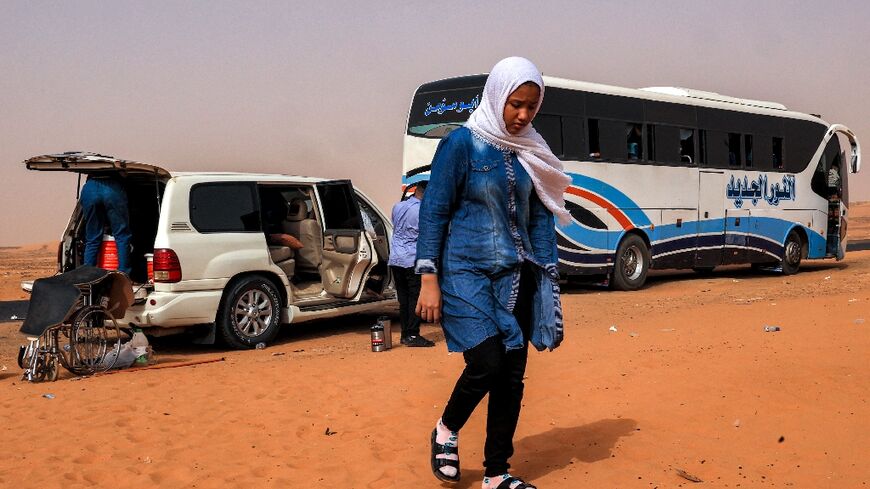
[0,203,867,488]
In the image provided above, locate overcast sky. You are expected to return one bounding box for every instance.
[1,0,867,246]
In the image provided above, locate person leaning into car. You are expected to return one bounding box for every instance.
[80,172,133,276]
[388,180,435,347]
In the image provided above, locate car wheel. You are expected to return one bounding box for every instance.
[218,276,282,349]
[610,234,650,291]
[780,230,804,275]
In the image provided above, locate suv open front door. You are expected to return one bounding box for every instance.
[315,180,377,300]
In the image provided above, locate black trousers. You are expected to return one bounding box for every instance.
[441,263,536,477]
[390,265,422,338]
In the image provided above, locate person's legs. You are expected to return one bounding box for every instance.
[80,179,105,267]
[482,262,536,479]
[395,265,432,346]
[403,269,422,337]
[102,180,132,275]
[482,346,528,477]
[441,335,504,432]
[434,335,503,480]
[391,265,410,332]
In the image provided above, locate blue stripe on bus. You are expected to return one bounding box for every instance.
[402,174,430,186]
[559,216,825,261]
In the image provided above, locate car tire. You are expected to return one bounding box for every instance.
[610,234,650,291]
[218,275,282,349]
[780,230,804,275]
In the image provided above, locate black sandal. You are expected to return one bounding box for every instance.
[430,428,460,482]
[494,476,537,489]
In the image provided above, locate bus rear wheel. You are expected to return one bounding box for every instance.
[611,234,650,291]
[780,230,804,275]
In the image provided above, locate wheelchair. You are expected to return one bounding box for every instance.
[18,267,133,382]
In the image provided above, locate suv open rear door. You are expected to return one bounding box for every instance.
[315,180,377,300]
[24,152,171,275]
[25,152,170,179]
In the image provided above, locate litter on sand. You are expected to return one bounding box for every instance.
[608,325,618,333]
[763,325,781,332]
[675,468,703,483]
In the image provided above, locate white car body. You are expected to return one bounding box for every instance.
[24,152,398,348]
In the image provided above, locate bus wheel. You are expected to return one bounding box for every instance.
[781,230,803,275]
[611,234,650,291]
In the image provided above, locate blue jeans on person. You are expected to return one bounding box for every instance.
[80,177,132,275]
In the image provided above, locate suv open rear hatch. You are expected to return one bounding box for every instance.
[25,152,171,178]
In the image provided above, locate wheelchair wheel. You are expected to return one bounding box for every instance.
[67,305,122,375]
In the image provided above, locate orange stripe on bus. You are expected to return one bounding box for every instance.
[565,186,634,230]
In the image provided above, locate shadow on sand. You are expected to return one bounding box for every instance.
[560,260,849,294]
[147,311,395,356]
[444,418,637,488]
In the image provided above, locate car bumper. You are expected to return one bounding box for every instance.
[123,290,223,328]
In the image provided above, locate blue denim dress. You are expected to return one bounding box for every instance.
[416,127,564,353]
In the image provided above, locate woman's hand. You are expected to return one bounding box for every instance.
[415,273,442,323]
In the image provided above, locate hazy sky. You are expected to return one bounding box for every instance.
[1,0,868,246]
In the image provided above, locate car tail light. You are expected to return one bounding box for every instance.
[153,248,182,283]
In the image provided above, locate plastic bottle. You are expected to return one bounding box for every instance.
[130,328,149,365]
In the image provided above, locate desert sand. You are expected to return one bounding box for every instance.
[0,203,868,488]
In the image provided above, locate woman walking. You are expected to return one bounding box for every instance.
[415,57,570,489]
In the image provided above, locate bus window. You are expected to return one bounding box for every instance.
[728,133,742,166]
[772,137,784,169]
[744,135,754,168]
[680,128,695,165]
[754,136,772,170]
[561,116,584,159]
[406,85,484,138]
[588,119,600,158]
[646,124,656,161]
[599,120,627,161]
[812,136,842,198]
[698,130,707,165]
[654,125,681,164]
[626,123,642,161]
[534,114,564,156]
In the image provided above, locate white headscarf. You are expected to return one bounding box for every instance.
[466,56,572,225]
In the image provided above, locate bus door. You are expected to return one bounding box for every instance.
[723,208,750,264]
[696,171,725,267]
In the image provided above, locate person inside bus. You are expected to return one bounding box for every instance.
[828,162,841,200]
[416,56,569,489]
[627,124,642,160]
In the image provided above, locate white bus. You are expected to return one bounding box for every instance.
[403,74,861,290]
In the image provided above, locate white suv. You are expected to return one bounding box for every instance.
[25,152,397,349]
